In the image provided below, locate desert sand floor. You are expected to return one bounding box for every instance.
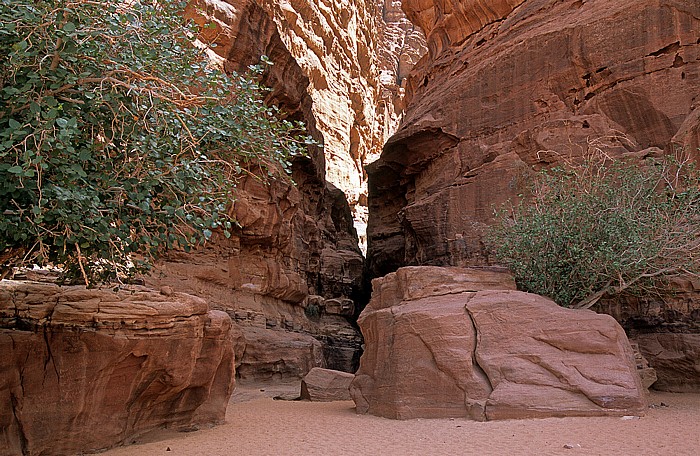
[105,382,700,456]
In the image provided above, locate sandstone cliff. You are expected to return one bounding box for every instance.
[368,0,700,275]
[147,0,426,378]
[188,0,425,217]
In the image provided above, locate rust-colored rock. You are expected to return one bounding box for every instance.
[301,367,354,401]
[188,0,425,217]
[351,267,647,420]
[367,0,700,277]
[468,290,647,420]
[147,166,364,377]
[0,280,235,456]
[634,333,700,393]
[236,327,325,381]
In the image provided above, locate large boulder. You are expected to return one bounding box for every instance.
[351,267,647,420]
[301,367,354,401]
[0,281,235,455]
[236,327,325,381]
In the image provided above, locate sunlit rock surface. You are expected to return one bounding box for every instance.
[155,0,427,378]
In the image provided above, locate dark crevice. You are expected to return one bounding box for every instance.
[42,327,60,386]
[647,41,680,57]
[11,393,28,455]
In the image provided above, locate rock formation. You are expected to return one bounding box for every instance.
[301,367,355,401]
[147,0,427,379]
[634,333,700,393]
[351,267,648,420]
[367,0,700,277]
[147,166,364,377]
[366,0,700,391]
[187,0,425,219]
[0,280,235,455]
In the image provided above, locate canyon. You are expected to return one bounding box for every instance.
[2,1,700,453]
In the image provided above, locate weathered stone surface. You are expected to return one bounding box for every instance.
[376,0,428,151]
[300,367,354,401]
[235,327,325,381]
[468,290,647,420]
[0,281,235,456]
[367,0,700,277]
[147,165,364,376]
[635,333,700,393]
[351,267,647,420]
[188,0,424,216]
[151,0,426,376]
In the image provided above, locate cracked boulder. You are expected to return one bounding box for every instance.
[350,267,647,420]
[0,280,235,455]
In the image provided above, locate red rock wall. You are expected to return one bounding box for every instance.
[155,0,426,378]
[147,165,365,376]
[368,0,700,277]
[366,0,700,391]
[0,281,235,455]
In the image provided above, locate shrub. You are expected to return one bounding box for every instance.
[0,0,312,284]
[486,152,700,308]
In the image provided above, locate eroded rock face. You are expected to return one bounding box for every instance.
[0,281,235,456]
[367,0,700,277]
[236,327,325,381]
[351,267,647,420]
[188,0,425,214]
[164,0,426,379]
[147,166,364,377]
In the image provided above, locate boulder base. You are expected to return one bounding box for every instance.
[350,267,647,420]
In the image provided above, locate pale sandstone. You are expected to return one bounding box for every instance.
[351,267,647,420]
[187,0,425,211]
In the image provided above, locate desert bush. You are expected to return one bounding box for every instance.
[0,0,313,284]
[486,152,700,308]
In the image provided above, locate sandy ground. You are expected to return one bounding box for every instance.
[104,382,700,456]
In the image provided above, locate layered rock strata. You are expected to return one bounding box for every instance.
[169,0,427,378]
[187,0,425,216]
[351,267,647,420]
[0,280,235,456]
[367,0,700,277]
[148,166,364,377]
[635,333,700,393]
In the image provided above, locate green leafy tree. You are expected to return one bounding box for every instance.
[486,153,700,308]
[0,0,311,284]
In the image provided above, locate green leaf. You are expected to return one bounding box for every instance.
[7,166,23,174]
